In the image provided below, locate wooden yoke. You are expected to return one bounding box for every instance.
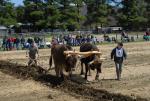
[64,51,102,58]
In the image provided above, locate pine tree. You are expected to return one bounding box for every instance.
[44,0,60,31]
[56,0,84,31]
[23,0,45,31]
[118,0,147,30]
[145,0,150,27]
[85,0,108,31]
[0,0,16,26]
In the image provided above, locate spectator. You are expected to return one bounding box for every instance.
[2,36,7,51]
[28,38,33,45]
[25,42,30,49]
[15,37,20,50]
[51,37,58,46]
[81,37,86,44]
[39,38,45,49]
[21,36,25,49]
[8,37,13,50]
[86,35,91,43]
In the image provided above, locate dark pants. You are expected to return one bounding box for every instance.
[115,62,123,80]
[16,43,19,50]
[2,43,7,51]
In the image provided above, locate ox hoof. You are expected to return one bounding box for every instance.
[95,78,100,81]
[85,80,90,84]
[95,76,100,81]
[84,77,88,80]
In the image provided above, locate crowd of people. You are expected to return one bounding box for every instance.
[1,36,45,51]
[1,31,148,51]
[51,34,100,46]
[0,34,101,51]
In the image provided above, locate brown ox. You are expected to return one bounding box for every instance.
[80,43,102,80]
[49,44,77,78]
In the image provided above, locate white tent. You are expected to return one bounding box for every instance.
[0,26,8,36]
[0,26,7,30]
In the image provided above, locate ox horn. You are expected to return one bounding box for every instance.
[89,60,94,65]
[66,54,71,57]
[64,51,79,55]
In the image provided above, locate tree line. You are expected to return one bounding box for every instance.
[0,0,150,32]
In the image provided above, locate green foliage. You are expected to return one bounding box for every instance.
[30,11,44,21]
[0,0,150,31]
[0,0,16,26]
[85,0,108,28]
[0,17,16,26]
[35,20,46,28]
[117,0,148,30]
[45,4,60,29]
[16,6,24,22]
[144,0,150,27]
[56,0,85,31]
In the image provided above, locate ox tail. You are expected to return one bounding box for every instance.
[48,55,53,71]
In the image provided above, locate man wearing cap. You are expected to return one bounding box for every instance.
[111,42,127,80]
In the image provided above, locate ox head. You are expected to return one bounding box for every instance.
[65,54,77,72]
[64,50,103,72]
[88,54,102,72]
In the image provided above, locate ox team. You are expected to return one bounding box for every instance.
[26,39,127,81]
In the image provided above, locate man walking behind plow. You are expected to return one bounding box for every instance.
[111,42,127,80]
[26,41,39,66]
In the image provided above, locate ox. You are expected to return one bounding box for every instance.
[49,44,77,78]
[80,43,102,80]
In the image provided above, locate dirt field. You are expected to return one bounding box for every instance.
[0,41,150,101]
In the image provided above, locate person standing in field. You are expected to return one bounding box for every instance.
[111,42,127,80]
[2,36,7,51]
[26,41,39,66]
[21,36,25,49]
[51,36,58,46]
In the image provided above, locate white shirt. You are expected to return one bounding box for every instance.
[93,37,96,42]
[116,48,123,57]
